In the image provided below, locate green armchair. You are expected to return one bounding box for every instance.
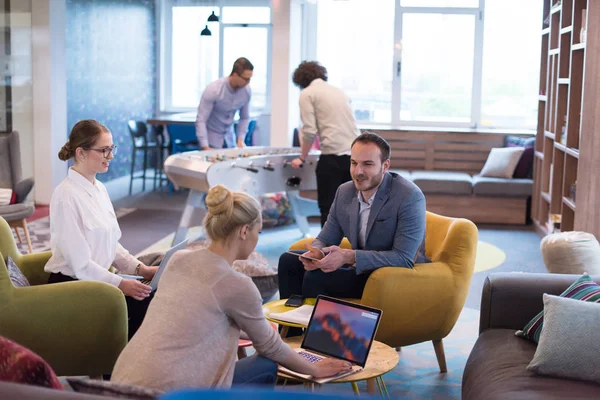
[0,216,128,377]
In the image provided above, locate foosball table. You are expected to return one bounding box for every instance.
[163,147,320,245]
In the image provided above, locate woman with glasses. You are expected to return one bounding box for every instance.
[45,119,156,340]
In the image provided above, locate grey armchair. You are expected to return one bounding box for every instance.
[0,131,34,253]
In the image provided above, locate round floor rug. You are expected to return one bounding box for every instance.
[474,241,506,272]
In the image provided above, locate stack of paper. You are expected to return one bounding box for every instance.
[269,305,314,326]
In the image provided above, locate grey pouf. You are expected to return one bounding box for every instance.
[541,231,600,274]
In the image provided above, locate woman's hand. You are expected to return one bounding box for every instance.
[138,263,158,280]
[311,358,353,378]
[118,279,152,301]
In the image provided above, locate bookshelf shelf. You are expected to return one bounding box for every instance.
[533,0,600,238]
[563,196,576,211]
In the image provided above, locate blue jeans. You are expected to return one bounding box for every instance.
[232,355,278,386]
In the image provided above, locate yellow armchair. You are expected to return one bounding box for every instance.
[0,217,128,376]
[290,211,478,372]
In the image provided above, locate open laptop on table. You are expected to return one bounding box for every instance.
[118,239,188,292]
[278,295,382,384]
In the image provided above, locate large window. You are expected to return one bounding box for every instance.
[305,0,543,130]
[161,0,271,113]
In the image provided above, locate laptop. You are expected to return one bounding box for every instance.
[278,295,383,384]
[118,239,188,292]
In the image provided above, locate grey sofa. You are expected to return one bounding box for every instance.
[390,170,532,224]
[462,273,600,399]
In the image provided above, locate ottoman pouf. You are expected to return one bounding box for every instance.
[541,231,600,274]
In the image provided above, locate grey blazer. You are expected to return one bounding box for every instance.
[314,172,427,275]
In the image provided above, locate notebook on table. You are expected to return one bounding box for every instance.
[118,239,188,292]
[278,295,382,384]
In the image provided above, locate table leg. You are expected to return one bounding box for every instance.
[237,347,247,359]
[379,376,390,398]
[280,326,289,338]
[351,381,360,396]
[172,190,206,246]
[376,376,383,395]
[366,378,376,394]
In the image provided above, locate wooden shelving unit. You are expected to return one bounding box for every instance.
[533,0,597,237]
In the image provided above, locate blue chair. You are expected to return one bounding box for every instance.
[166,124,199,155]
[160,388,362,400]
[244,120,257,146]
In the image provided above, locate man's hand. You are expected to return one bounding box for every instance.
[202,146,211,151]
[316,246,348,273]
[237,138,245,148]
[290,158,304,169]
[139,264,158,280]
[299,244,325,271]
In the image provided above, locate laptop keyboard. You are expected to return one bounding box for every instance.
[140,279,151,285]
[298,351,323,363]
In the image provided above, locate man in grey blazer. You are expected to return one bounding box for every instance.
[278,132,428,307]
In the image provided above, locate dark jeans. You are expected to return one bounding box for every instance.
[278,251,371,336]
[232,355,278,386]
[47,272,154,341]
[316,154,352,227]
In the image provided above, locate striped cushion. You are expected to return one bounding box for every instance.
[516,274,600,343]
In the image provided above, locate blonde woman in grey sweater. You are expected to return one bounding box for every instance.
[111,184,351,390]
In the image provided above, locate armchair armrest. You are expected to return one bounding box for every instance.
[479,272,600,334]
[0,281,127,376]
[18,251,52,285]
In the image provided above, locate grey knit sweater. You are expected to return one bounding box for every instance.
[111,248,295,390]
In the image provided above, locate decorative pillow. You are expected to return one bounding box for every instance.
[516,273,600,342]
[527,294,600,384]
[0,188,16,205]
[5,255,30,287]
[0,336,62,389]
[67,377,163,400]
[505,136,536,179]
[479,147,525,179]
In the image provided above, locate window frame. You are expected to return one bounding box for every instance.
[159,0,272,113]
[303,0,538,130]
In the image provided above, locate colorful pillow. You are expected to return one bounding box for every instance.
[0,335,62,389]
[516,274,600,342]
[5,256,30,287]
[67,377,163,400]
[260,192,295,228]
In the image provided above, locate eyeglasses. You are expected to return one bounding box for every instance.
[238,74,252,83]
[88,145,118,158]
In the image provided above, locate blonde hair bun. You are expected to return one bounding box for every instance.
[206,184,234,217]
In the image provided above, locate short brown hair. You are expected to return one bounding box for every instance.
[58,119,110,161]
[230,57,254,76]
[351,132,391,163]
[292,61,328,89]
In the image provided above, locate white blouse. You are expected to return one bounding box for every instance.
[44,168,139,287]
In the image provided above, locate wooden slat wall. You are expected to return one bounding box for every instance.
[367,130,508,175]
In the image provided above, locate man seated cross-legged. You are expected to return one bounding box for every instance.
[278,132,430,335]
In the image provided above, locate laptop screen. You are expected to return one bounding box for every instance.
[301,296,382,367]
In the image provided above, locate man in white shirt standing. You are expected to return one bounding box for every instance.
[290,61,360,227]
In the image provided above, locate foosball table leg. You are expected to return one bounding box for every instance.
[286,190,317,238]
[172,190,207,246]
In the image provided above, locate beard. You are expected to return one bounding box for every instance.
[352,166,385,192]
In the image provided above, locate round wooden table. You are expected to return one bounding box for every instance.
[262,298,317,337]
[279,336,399,397]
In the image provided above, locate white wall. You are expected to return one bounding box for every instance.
[270,0,302,147]
[10,0,34,181]
[31,0,67,204]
